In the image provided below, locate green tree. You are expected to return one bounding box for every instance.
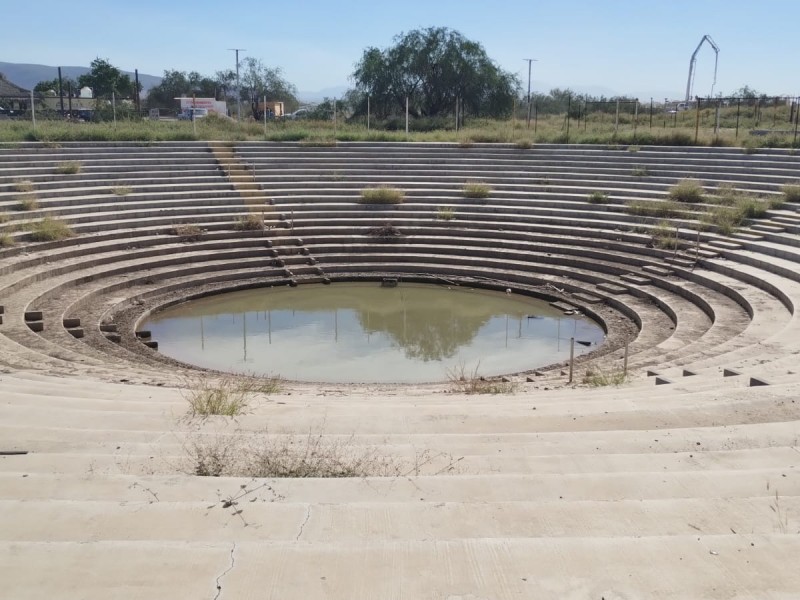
[146,70,221,109]
[239,57,298,119]
[77,58,136,97]
[34,77,79,96]
[352,27,519,120]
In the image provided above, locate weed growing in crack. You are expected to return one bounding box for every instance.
[446,361,517,394]
[182,374,283,418]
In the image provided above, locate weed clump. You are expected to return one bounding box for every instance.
[234,213,265,230]
[367,222,403,239]
[16,195,39,211]
[168,223,204,241]
[587,191,609,204]
[631,166,649,177]
[627,200,683,219]
[583,368,626,387]
[446,362,517,394]
[360,187,404,204]
[27,216,74,241]
[436,206,455,220]
[0,232,13,247]
[668,179,705,203]
[781,182,800,203]
[183,374,282,418]
[56,161,82,174]
[462,182,491,199]
[13,180,34,193]
[111,186,133,196]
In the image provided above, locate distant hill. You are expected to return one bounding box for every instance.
[0,62,162,92]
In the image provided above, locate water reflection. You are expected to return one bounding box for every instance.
[142,283,605,383]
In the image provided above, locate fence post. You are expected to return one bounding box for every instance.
[633,100,639,141]
[694,97,701,144]
[568,337,575,383]
[794,96,799,147]
[614,99,620,136]
[405,96,409,136]
[650,98,653,129]
[566,95,571,141]
[735,98,741,139]
[30,90,36,132]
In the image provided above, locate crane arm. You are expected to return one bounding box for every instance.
[685,35,720,103]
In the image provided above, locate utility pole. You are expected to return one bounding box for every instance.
[228,48,245,121]
[524,58,537,128]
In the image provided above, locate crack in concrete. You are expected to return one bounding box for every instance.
[213,542,236,600]
[296,505,312,540]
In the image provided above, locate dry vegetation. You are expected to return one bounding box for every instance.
[234,213,265,230]
[360,187,405,204]
[27,216,74,241]
[182,374,282,418]
[462,182,491,199]
[446,362,517,394]
[56,161,82,174]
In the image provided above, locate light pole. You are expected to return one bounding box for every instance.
[228,48,245,121]
[524,58,537,128]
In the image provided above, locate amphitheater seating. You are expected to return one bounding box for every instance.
[1,141,799,598]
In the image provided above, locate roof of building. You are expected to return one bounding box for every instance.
[0,74,31,97]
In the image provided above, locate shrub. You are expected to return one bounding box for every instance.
[16,195,39,211]
[668,179,705,203]
[462,182,491,199]
[111,186,133,196]
[781,183,800,203]
[701,205,743,236]
[0,232,13,247]
[360,187,404,204]
[27,216,74,241]
[588,191,609,204]
[436,206,455,220]
[56,161,82,174]
[234,213,265,230]
[631,166,649,177]
[13,180,34,193]
[515,140,533,149]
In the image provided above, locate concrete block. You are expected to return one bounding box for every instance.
[27,321,44,333]
[68,328,85,339]
[723,368,742,377]
[749,377,770,387]
[646,370,659,377]
[654,377,672,385]
[682,370,697,377]
[143,340,159,350]
[596,282,628,295]
[105,333,122,343]
[62,318,81,328]
[99,323,118,333]
[620,273,651,285]
[642,265,673,276]
[135,330,152,339]
[24,311,43,322]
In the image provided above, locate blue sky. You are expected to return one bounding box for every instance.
[2,0,797,100]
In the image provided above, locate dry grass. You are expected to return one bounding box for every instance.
[234,213,265,230]
[651,221,680,250]
[56,161,82,174]
[668,178,705,203]
[587,190,609,204]
[360,187,405,204]
[631,166,649,177]
[111,186,133,196]
[627,199,683,219]
[13,180,34,193]
[436,206,456,220]
[186,426,463,478]
[168,223,204,241]
[582,368,627,387]
[781,182,800,203]
[446,361,517,394]
[182,374,283,418]
[16,195,39,211]
[0,232,13,247]
[462,182,491,199]
[367,222,403,238]
[27,216,74,241]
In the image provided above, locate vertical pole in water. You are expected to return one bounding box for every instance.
[568,337,575,384]
[623,342,629,377]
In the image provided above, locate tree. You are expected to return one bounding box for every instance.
[352,27,519,120]
[239,57,298,119]
[34,77,79,96]
[146,70,220,109]
[77,58,136,97]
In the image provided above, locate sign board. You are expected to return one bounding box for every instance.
[177,97,228,115]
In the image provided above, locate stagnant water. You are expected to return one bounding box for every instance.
[141,283,605,383]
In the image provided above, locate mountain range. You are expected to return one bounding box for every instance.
[0,62,162,92]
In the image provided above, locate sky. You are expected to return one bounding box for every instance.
[2,0,798,100]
